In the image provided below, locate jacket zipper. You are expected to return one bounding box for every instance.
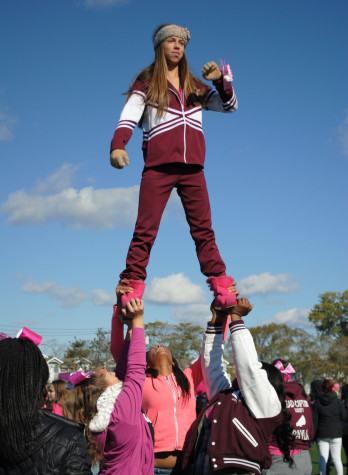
[166,376,179,450]
[232,418,258,447]
[169,87,186,163]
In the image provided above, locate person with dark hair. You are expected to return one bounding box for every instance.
[182,298,295,475]
[72,298,154,474]
[0,331,92,474]
[109,23,238,311]
[261,359,315,474]
[341,383,348,475]
[143,344,201,473]
[310,379,323,403]
[313,378,347,475]
[111,283,203,474]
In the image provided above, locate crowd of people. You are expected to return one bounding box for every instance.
[1,22,347,475]
[1,284,347,474]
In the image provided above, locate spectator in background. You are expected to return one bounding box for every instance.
[341,383,348,475]
[47,379,67,416]
[310,379,323,404]
[313,378,347,475]
[334,383,341,396]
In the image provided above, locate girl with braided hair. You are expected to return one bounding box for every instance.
[110,23,238,311]
[0,333,91,474]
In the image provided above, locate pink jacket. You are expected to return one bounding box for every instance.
[110,305,202,453]
[95,327,154,474]
[142,358,202,453]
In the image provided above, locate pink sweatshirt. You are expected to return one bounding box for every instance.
[111,306,202,453]
[95,327,154,474]
[142,358,202,452]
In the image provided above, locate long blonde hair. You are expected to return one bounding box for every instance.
[73,372,109,465]
[126,24,207,117]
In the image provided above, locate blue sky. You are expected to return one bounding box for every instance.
[1,0,347,348]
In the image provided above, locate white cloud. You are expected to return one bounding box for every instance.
[2,183,140,229]
[238,272,299,296]
[0,110,16,141]
[1,163,187,229]
[172,303,210,325]
[147,273,206,305]
[35,163,80,193]
[84,0,128,7]
[262,307,313,329]
[338,109,348,157]
[21,279,89,308]
[91,289,115,306]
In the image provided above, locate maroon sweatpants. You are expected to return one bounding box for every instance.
[120,163,226,281]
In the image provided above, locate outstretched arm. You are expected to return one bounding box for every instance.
[202,306,231,400]
[202,297,252,400]
[110,282,133,380]
[229,299,281,419]
[112,299,147,425]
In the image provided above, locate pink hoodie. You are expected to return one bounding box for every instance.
[142,358,202,452]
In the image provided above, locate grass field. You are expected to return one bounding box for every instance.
[310,442,347,474]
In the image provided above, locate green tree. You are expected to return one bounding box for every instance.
[249,323,295,363]
[89,328,111,368]
[64,338,90,360]
[144,321,203,363]
[288,328,323,386]
[308,290,348,337]
[326,335,348,383]
[167,322,203,360]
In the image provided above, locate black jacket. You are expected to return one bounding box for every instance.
[0,410,92,474]
[313,393,347,439]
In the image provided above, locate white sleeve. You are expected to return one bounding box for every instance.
[116,92,146,131]
[202,324,231,400]
[229,321,281,419]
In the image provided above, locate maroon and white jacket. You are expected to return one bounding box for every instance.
[110,76,237,168]
[182,320,283,474]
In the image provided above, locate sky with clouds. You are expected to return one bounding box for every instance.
[1,0,347,345]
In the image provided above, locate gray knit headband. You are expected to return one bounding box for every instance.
[153,25,191,49]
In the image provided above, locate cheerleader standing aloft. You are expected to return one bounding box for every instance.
[110,24,238,310]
